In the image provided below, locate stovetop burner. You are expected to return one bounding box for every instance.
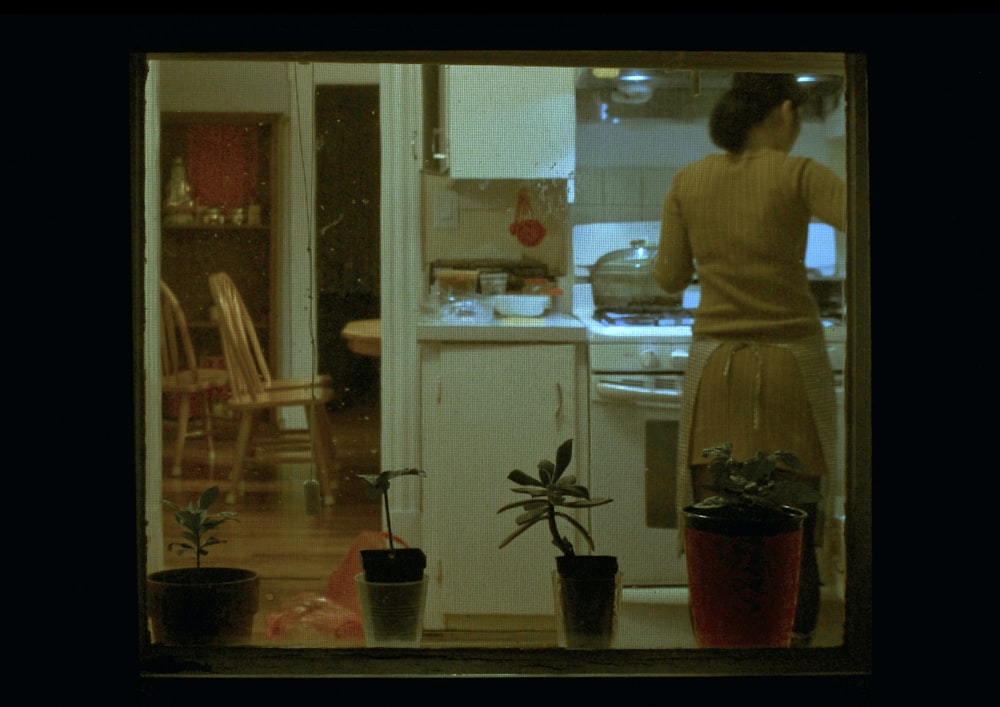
[594,308,696,327]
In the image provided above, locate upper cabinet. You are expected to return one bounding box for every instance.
[437,65,575,179]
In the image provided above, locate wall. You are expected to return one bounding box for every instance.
[421,172,571,278]
[573,92,848,231]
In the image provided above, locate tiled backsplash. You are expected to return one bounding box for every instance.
[572,166,677,224]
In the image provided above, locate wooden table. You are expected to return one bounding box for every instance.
[341,319,381,358]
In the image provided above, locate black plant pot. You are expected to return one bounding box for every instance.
[359,548,427,583]
[147,567,260,646]
[554,555,620,650]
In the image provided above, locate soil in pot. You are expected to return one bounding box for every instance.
[147,567,260,646]
[553,555,620,650]
[359,548,426,583]
[682,504,806,648]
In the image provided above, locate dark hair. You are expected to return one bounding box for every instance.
[709,73,806,153]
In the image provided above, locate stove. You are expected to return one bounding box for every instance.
[573,222,846,587]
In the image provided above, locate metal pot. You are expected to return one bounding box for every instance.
[589,239,682,310]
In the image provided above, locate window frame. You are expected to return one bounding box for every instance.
[134,50,871,681]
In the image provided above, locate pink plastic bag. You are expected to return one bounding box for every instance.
[265,530,409,642]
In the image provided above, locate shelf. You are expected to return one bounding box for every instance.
[162,224,270,232]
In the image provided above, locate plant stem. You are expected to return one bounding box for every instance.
[384,492,395,551]
[547,506,573,557]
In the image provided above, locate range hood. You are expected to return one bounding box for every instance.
[576,68,843,121]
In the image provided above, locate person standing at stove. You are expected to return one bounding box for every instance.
[653,72,846,647]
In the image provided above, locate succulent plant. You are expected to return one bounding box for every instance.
[697,441,822,511]
[163,486,239,569]
[498,439,612,557]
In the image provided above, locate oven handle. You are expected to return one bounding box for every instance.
[594,380,682,407]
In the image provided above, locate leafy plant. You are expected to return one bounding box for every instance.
[498,439,612,557]
[163,486,239,569]
[697,441,822,511]
[355,468,426,551]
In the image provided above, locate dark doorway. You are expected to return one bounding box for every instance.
[315,85,380,411]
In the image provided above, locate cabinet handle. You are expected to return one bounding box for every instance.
[411,130,418,161]
[555,382,563,420]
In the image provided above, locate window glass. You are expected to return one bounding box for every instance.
[137,51,870,677]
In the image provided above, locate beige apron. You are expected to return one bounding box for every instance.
[676,332,839,551]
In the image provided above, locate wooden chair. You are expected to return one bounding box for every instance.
[208,271,338,506]
[159,280,231,477]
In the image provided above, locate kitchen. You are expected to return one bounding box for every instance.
[140,53,866,656]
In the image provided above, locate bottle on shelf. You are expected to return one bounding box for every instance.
[163,156,196,226]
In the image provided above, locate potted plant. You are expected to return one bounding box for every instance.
[353,468,428,647]
[498,438,618,649]
[682,441,822,648]
[146,486,260,646]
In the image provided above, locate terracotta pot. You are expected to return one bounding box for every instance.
[683,505,806,648]
[147,567,260,646]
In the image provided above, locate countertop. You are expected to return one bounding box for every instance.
[417,310,587,343]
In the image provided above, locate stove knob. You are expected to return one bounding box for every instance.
[639,349,660,369]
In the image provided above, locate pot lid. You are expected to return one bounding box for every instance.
[591,239,657,271]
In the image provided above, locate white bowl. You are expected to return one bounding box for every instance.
[492,294,551,318]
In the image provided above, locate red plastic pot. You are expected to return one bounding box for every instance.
[683,504,806,648]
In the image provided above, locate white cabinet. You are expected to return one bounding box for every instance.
[441,65,576,179]
[420,342,586,628]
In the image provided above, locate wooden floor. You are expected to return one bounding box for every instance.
[158,399,556,648]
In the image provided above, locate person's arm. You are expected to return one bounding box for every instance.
[799,159,847,232]
[654,183,695,294]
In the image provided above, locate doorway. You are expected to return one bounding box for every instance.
[315,84,381,412]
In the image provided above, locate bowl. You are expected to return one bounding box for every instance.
[492,294,551,318]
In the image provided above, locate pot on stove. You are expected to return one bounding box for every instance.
[589,239,682,310]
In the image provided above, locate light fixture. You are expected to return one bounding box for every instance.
[612,69,654,104]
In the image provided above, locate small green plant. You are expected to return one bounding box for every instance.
[498,439,612,557]
[698,441,822,511]
[355,468,426,551]
[163,486,239,569]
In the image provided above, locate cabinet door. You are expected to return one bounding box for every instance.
[443,65,575,179]
[422,343,577,621]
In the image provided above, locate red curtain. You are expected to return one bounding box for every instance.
[186,125,258,210]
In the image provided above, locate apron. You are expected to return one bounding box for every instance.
[676,332,840,551]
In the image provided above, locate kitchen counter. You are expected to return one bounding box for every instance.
[416,311,587,343]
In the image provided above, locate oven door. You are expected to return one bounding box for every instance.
[589,373,688,586]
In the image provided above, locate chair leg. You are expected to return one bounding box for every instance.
[228,410,254,505]
[309,403,338,506]
[171,394,192,477]
[199,390,217,480]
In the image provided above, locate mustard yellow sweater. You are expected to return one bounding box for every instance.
[654,147,846,341]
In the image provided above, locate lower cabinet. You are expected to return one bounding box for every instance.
[420,342,586,629]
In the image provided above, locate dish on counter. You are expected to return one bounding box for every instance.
[492,294,551,318]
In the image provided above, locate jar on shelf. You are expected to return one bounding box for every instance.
[163,156,195,225]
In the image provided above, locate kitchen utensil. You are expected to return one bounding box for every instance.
[508,188,547,247]
[479,272,508,295]
[493,294,551,318]
[589,239,682,310]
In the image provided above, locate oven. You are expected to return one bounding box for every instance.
[572,223,846,588]
[588,338,691,585]
[584,317,846,588]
